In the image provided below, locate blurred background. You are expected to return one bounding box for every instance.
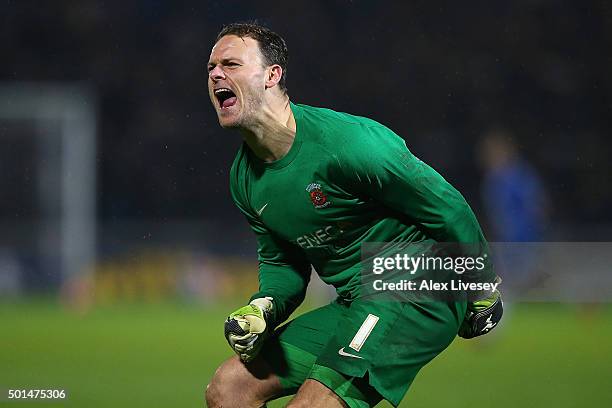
[1,1,611,407]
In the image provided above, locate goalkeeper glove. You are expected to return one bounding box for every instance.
[224,297,273,362]
[458,284,503,339]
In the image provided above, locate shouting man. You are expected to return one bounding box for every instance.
[205,23,502,408]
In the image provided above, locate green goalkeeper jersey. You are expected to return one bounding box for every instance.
[229,102,494,327]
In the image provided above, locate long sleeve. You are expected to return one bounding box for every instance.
[230,176,311,328]
[248,220,311,327]
[338,123,496,282]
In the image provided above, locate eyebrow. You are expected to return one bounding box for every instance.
[207,58,241,68]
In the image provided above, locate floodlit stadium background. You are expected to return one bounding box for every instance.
[1,1,611,407]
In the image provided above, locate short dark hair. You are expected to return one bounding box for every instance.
[215,22,288,93]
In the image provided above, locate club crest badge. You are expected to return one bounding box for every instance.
[306,183,331,209]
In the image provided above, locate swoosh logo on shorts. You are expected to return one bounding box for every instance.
[338,347,363,359]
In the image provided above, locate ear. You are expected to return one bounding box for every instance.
[264,64,283,89]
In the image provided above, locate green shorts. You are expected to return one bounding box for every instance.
[259,297,466,407]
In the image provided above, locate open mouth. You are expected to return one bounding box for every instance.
[214,88,237,109]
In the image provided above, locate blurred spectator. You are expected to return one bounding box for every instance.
[478,128,550,293]
[478,128,549,242]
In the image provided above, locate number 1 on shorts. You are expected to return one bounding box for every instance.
[349,314,379,352]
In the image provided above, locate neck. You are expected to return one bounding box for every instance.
[240,95,296,162]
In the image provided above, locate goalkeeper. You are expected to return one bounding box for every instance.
[205,22,502,408]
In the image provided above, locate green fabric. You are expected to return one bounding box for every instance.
[265,341,318,392]
[259,300,345,392]
[309,364,380,408]
[259,298,466,407]
[260,340,379,407]
[231,102,494,328]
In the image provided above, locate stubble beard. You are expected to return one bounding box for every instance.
[231,88,266,131]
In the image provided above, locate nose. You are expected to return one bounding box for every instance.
[209,65,225,82]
